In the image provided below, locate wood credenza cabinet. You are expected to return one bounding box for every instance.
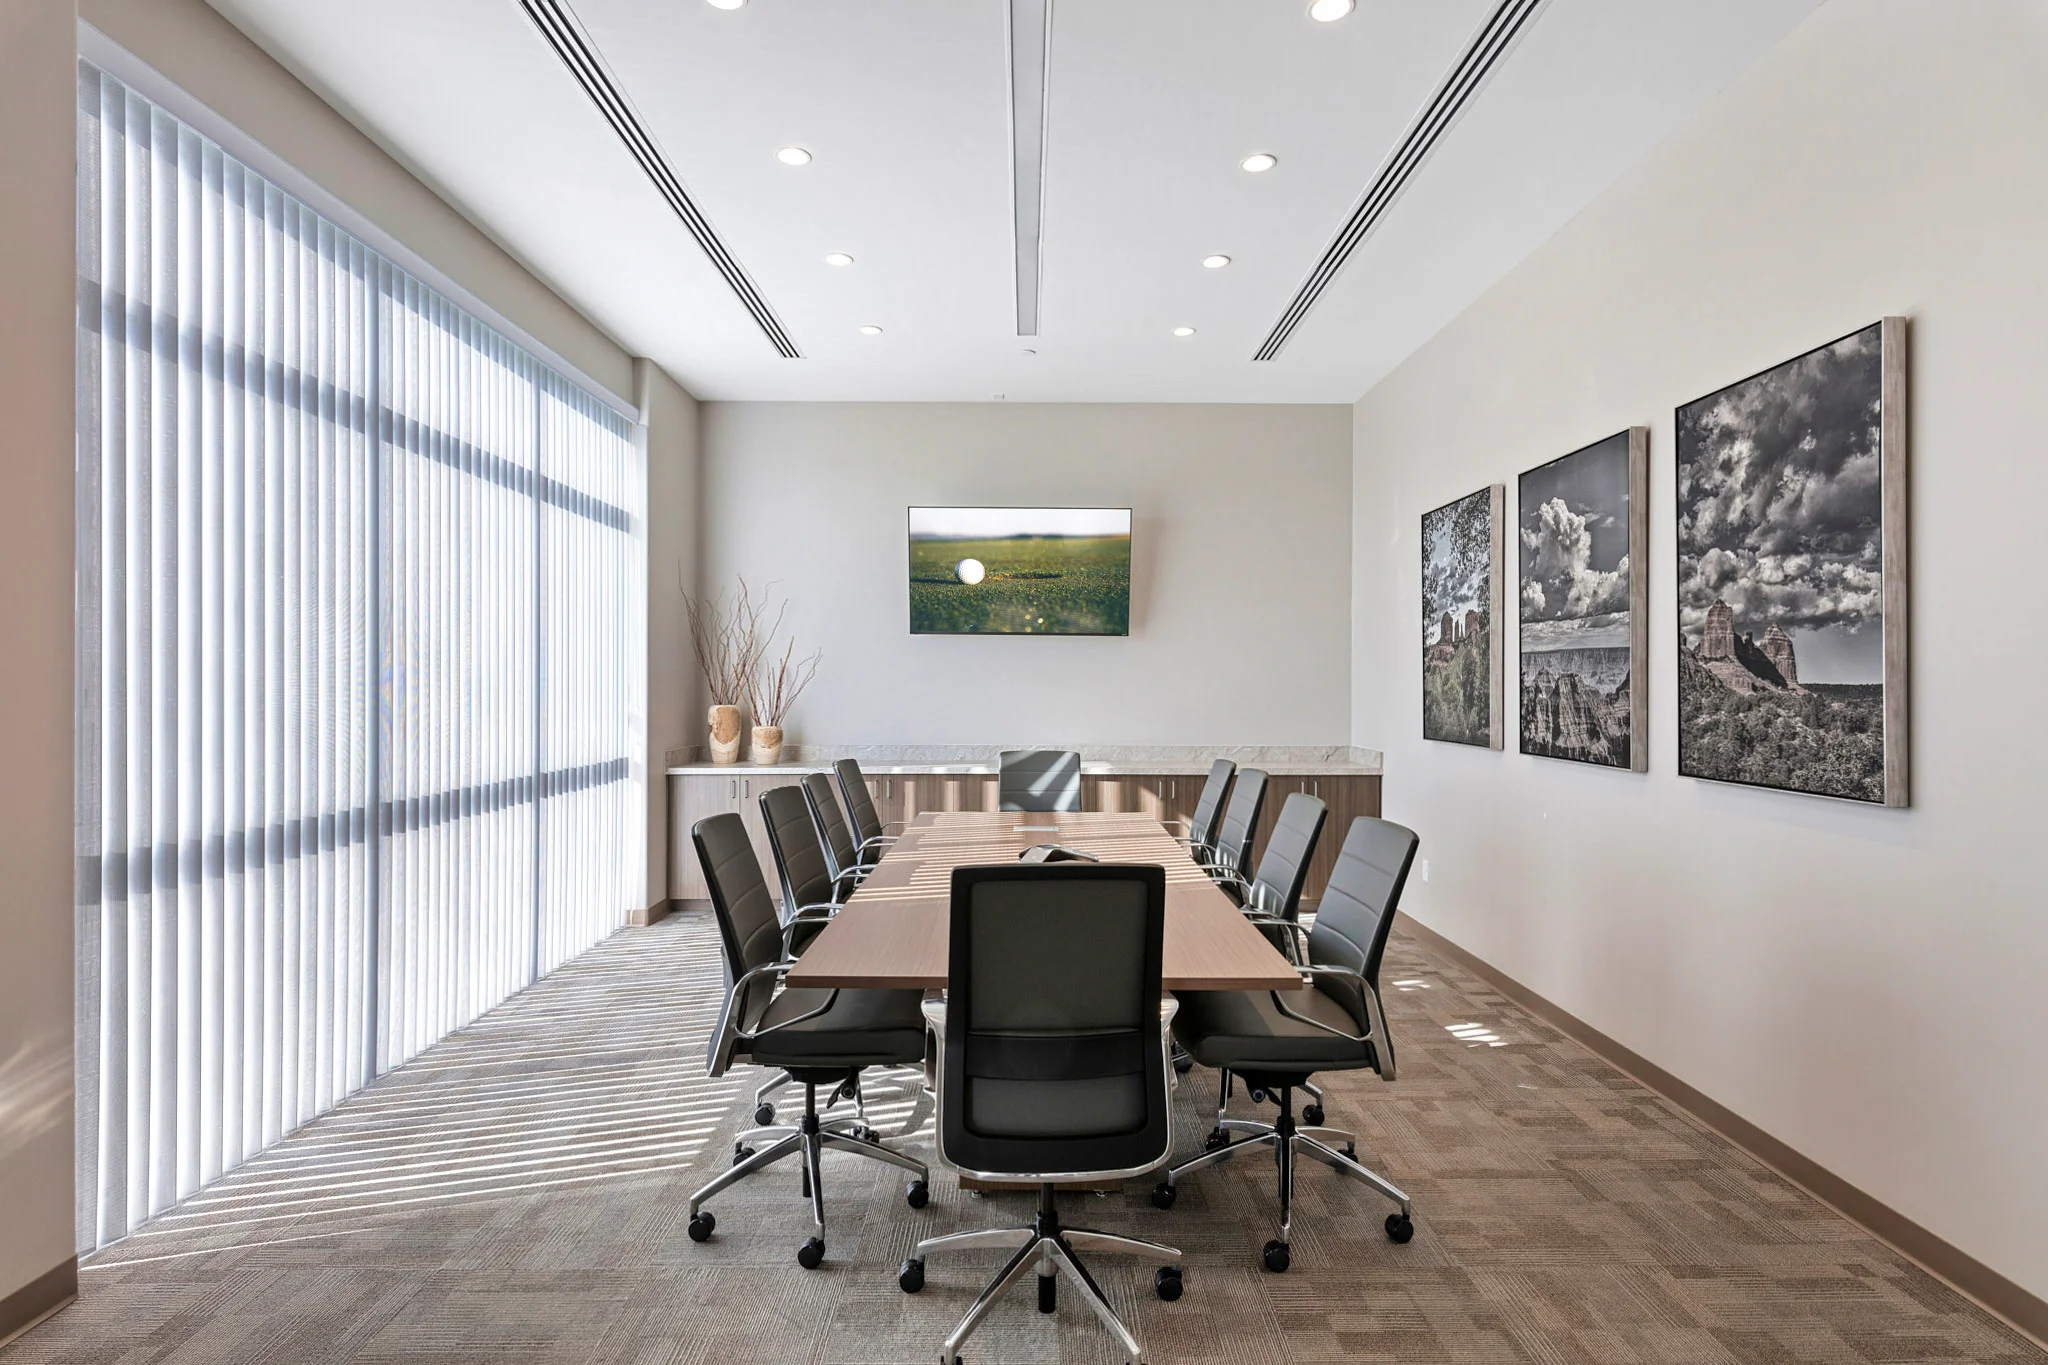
[668,768,1381,908]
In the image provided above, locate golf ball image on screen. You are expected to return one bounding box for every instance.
[955,558,986,586]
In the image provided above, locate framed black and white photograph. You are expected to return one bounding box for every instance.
[1519,428,1649,770]
[1421,484,1504,749]
[1676,319,1908,805]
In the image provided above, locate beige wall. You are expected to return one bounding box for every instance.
[700,402,1353,749]
[0,0,82,1311]
[640,362,701,909]
[83,0,633,403]
[1350,0,2048,1303]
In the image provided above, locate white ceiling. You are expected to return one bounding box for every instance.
[206,0,1822,403]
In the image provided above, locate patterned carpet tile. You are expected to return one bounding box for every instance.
[7,914,2039,1365]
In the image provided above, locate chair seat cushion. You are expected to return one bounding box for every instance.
[1171,985,1376,1073]
[749,987,927,1069]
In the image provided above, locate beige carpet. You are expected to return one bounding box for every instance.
[9,909,2039,1365]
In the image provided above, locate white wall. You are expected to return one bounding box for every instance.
[1351,0,2048,1304]
[641,362,701,910]
[701,402,1353,747]
[0,0,81,1312]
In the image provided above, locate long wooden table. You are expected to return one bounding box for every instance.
[784,810,1302,992]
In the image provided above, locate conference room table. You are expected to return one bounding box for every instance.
[784,810,1304,993]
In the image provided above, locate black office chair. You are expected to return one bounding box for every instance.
[1152,817,1420,1273]
[996,748,1082,812]
[1218,791,1326,944]
[899,863,1185,1363]
[833,757,906,862]
[1164,758,1235,863]
[1195,767,1267,891]
[803,770,874,894]
[685,813,931,1268]
[754,784,865,1129]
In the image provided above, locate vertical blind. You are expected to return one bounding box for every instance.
[74,63,645,1248]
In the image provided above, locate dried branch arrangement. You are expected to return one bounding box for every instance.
[735,582,822,728]
[682,572,753,707]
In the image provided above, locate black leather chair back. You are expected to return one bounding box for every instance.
[1210,768,1268,879]
[1187,758,1236,850]
[940,863,1170,1179]
[1249,791,1327,922]
[833,758,886,847]
[760,784,837,915]
[803,771,862,879]
[997,749,1082,812]
[693,812,783,1031]
[1306,817,1419,1027]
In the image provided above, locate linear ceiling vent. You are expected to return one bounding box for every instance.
[1008,0,1052,337]
[519,0,802,359]
[1252,0,1548,362]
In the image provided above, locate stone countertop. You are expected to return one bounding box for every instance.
[666,752,1382,778]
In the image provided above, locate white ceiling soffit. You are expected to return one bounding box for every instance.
[205,0,1825,403]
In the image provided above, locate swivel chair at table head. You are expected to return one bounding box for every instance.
[899,862,1186,1364]
[996,748,1082,813]
[685,812,931,1269]
[1152,816,1421,1274]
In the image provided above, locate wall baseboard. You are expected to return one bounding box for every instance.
[0,1259,77,1349]
[1397,916,2048,1349]
[627,898,674,928]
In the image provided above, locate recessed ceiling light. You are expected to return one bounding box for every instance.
[1202,255,1232,269]
[1241,153,1278,174]
[858,324,884,336]
[824,252,854,267]
[705,0,746,9]
[1309,0,1354,20]
[776,146,813,166]
[1172,326,1196,337]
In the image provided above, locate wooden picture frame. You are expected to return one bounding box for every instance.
[1516,428,1650,771]
[1421,484,1504,749]
[1674,319,1908,806]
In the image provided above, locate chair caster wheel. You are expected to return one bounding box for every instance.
[1150,1181,1177,1210]
[797,1236,825,1269]
[1262,1239,1291,1273]
[906,1179,930,1209]
[1385,1212,1415,1243]
[732,1144,755,1166]
[1154,1266,1183,1301]
[1344,1144,1357,1160]
[1302,1103,1325,1127]
[686,1212,715,1243]
[897,1257,925,1293]
[1203,1128,1229,1152]
[1172,1053,1193,1074]
[1037,1271,1057,1313]
[753,1103,776,1126]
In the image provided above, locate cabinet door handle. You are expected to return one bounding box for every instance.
[743,778,750,799]
[729,778,736,800]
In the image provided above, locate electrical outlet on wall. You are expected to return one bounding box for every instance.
[1419,859,1430,883]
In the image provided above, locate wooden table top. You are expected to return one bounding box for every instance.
[783,811,1303,992]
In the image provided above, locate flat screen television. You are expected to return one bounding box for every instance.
[908,506,1132,636]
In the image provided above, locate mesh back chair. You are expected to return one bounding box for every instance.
[803,770,873,894]
[1196,768,1268,892]
[834,757,905,861]
[996,749,1083,812]
[1164,758,1235,862]
[898,863,1186,1362]
[1152,816,1420,1273]
[686,813,931,1268]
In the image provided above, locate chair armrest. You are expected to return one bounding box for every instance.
[1282,967,1396,1081]
[856,833,900,856]
[1243,912,1310,963]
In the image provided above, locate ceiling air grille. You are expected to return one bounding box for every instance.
[519,0,802,359]
[1252,0,1549,362]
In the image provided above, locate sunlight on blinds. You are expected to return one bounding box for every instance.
[75,62,645,1249]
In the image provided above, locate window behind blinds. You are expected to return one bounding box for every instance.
[75,62,645,1249]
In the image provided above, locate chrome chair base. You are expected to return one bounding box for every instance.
[900,1183,1182,1364]
[1157,1084,1413,1271]
[687,1076,930,1266]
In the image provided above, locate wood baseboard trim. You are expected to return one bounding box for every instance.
[628,899,674,928]
[0,1259,78,1349]
[1397,916,2048,1349]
